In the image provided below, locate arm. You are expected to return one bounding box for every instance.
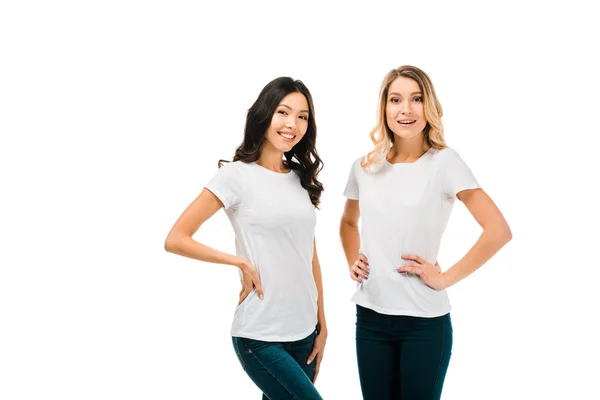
[312,238,327,336]
[340,199,369,281]
[400,188,512,289]
[165,188,239,265]
[164,188,263,297]
[307,238,327,382]
[443,188,512,287]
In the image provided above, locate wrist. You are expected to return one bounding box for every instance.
[316,322,328,336]
[233,256,249,271]
[441,271,453,290]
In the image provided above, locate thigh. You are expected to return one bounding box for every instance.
[356,306,399,400]
[398,314,453,400]
[286,330,318,381]
[232,337,323,400]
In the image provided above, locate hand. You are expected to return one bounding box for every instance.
[397,254,447,291]
[307,327,327,383]
[349,253,370,283]
[236,258,264,305]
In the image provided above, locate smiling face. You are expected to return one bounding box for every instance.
[263,92,309,153]
[385,76,428,141]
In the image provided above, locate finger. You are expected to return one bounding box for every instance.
[402,254,425,265]
[358,253,369,265]
[252,275,264,300]
[238,290,249,306]
[350,269,362,283]
[351,265,367,280]
[398,265,423,276]
[355,260,370,273]
[352,264,369,278]
[307,349,319,365]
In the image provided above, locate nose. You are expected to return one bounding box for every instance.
[285,116,297,129]
[400,102,412,115]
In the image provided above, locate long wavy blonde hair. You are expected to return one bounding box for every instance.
[361,65,447,169]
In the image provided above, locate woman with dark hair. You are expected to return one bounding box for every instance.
[165,77,326,399]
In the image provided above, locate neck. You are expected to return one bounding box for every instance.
[256,144,288,173]
[388,134,429,163]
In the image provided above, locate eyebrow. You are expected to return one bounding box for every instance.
[388,92,422,97]
[278,104,309,113]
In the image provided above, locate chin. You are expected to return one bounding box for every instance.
[276,144,295,153]
[393,132,421,141]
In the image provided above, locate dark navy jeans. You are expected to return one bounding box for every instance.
[232,329,323,400]
[356,305,453,400]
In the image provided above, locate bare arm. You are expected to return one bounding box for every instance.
[443,188,512,287]
[307,238,327,382]
[312,238,327,334]
[340,199,360,267]
[164,188,241,265]
[400,188,512,289]
[164,188,263,297]
[340,199,369,281]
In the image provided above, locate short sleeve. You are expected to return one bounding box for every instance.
[204,162,244,210]
[440,148,480,199]
[343,159,360,200]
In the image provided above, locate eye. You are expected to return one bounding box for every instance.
[299,115,308,121]
[277,110,288,115]
[414,96,423,102]
[390,97,400,103]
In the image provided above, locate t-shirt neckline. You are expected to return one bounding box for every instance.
[385,147,433,167]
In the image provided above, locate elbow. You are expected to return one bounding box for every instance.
[339,219,357,233]
[504,225,512,244]
[490,224,512,247]
[502,225,513,245]
[164,235,181,254]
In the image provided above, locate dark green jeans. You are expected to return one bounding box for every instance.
[232,329,322,400]
[356,305,453,400]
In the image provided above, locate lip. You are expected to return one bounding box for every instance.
[278,131,296,142]
[396,120,416,127]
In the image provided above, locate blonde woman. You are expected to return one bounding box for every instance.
[339,65,512,400]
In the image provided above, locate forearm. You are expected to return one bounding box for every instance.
[165,235,242,268]
[312,260,327,332]
[340,222,360,267]
[444,228,512,288]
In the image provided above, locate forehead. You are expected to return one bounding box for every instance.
[279,92,309,110]
[389,76,421,94]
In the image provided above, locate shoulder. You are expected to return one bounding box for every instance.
[431,146,458,158]
[347,156,368,176]
[218,160,250,173]
[354,156,366,168]
[210,161,252,184]
[430,146,462,165]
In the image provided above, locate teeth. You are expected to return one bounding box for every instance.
[399,121,414,124]
[280,133,295,139]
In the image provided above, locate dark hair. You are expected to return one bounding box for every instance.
[230,77,324,207]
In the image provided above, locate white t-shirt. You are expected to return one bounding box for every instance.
[343,147,480,317]
[205,161,318,341]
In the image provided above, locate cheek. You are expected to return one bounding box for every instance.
[385,109,396,125]
[302,120,310,133]
[386,104,398,119]
[270,114,280,127]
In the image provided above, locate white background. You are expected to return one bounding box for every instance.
[1,1,599,399]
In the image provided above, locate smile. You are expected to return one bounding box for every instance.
[278,131,296,140]
[397,120,416,125]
